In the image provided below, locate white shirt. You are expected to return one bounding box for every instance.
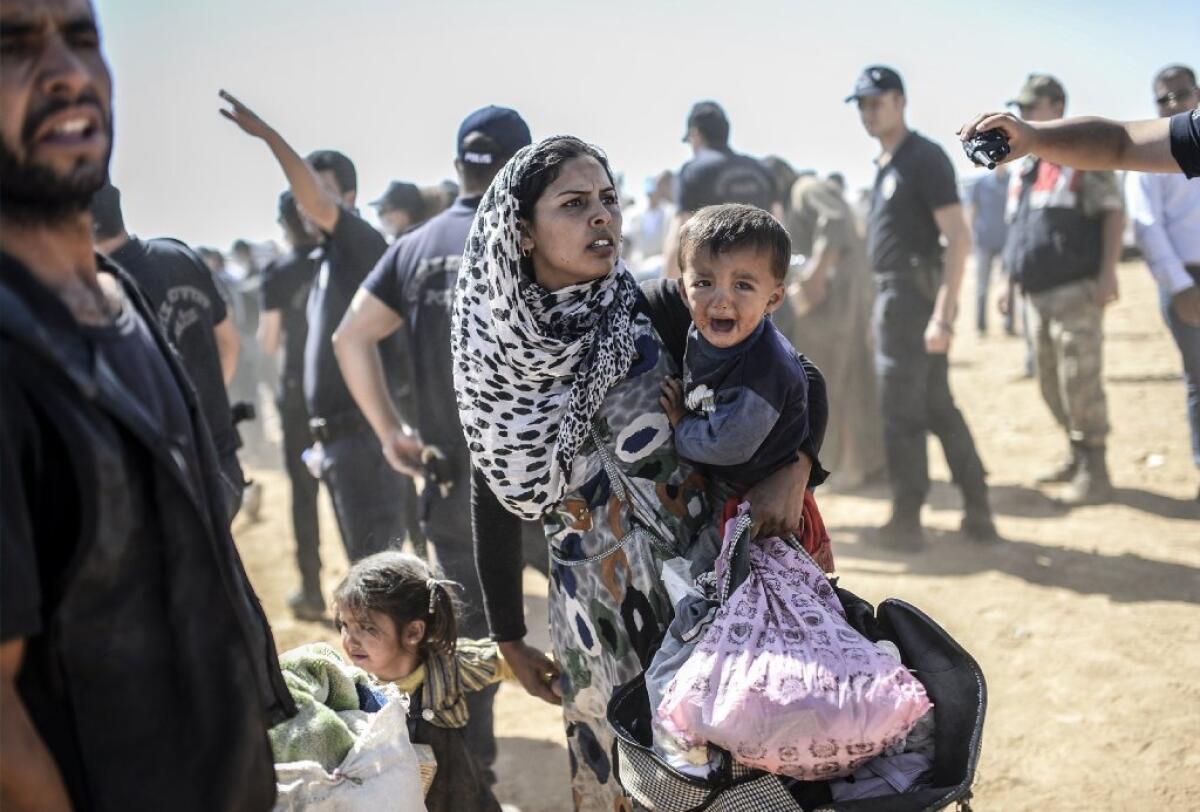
[1126,170,1200,296]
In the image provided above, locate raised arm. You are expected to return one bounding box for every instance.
[218,90,341,233]
[958,112,1178,174]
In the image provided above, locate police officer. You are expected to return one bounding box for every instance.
[90,183,247,522]
[333,106,539,783]
[847,65,996,549]
[258,191,327,617]
[662,101,777,278]
[220,90,406,562]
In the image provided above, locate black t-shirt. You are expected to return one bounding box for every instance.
[676,147,776,213]
[109,236,238,458]
[363,197,478,452]
[304,207,388,419]
[2,280,198,803]
[86,302,199,473]
[261,248,318,395]
[1170,108,1200,178]
[866,131,959,272]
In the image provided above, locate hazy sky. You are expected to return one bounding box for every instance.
[95,0,1198,251]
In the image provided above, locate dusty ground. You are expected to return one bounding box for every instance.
[234,259,1199,811]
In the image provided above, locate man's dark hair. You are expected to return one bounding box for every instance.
[513,136,615,222]
[334,551,459,658]
[458,131,508,190]
[677,203,791,281]
[1154,64,1196,88]
[687,101,730,148]
[306,149,357,195]
[277,191,314,248]
[89,182,125,240]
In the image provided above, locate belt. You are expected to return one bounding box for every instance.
[308,410,370,443]
[874,266,942,302]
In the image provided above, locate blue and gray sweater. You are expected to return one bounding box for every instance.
[675,319,810,492]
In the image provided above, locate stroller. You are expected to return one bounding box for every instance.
[607,585,986,811]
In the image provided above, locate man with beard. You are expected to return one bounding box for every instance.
[89,182,246,521]
[0,1,294,810]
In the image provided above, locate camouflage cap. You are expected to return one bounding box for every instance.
[1009,73,1066,107]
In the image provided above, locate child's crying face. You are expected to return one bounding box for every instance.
[681,245,784,349]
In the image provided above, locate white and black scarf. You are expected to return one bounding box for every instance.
[451,142,639,520]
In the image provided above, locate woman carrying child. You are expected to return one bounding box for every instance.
[453,136,829,810]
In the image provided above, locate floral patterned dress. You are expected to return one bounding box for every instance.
[541,309,715,811]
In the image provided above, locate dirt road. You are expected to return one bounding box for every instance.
[235,259,1199,811]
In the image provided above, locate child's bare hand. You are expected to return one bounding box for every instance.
[659,377,686,427]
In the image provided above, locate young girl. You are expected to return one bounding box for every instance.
[333,551,514,812]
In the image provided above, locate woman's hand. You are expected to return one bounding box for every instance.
[659,377,686,427]
[745,453,813,538]
[498,640,563,706]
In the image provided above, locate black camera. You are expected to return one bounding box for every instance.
[231,401,257,425]
[963,128,1011,170]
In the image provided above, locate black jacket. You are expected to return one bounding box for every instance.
[0,253,294,811]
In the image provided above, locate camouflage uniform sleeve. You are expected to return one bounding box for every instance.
[1079,170,1124,218]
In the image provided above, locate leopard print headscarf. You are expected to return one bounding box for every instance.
[452,140,639,520]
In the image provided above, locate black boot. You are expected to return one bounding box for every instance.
[1036,441,1081,484]
[1062,443,1114,506]
[869,506,926,551]
[961,486,999,543]
[288,575,326,621]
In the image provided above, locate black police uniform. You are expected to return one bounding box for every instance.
[866,132,989,521]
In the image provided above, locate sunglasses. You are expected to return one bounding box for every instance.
[1156,87,1198,106]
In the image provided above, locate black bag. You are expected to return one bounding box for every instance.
[607,587,986,811]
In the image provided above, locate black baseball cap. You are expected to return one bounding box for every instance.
[682,100,729,143]
[845,66,905,102]
[456,106,532,166]
[369,180,424,216]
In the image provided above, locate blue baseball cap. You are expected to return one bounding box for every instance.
[456,106,532,166]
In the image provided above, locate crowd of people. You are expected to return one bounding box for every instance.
[3,0,1199,810]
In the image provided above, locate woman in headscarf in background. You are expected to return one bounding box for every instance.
[453,136,827,809]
